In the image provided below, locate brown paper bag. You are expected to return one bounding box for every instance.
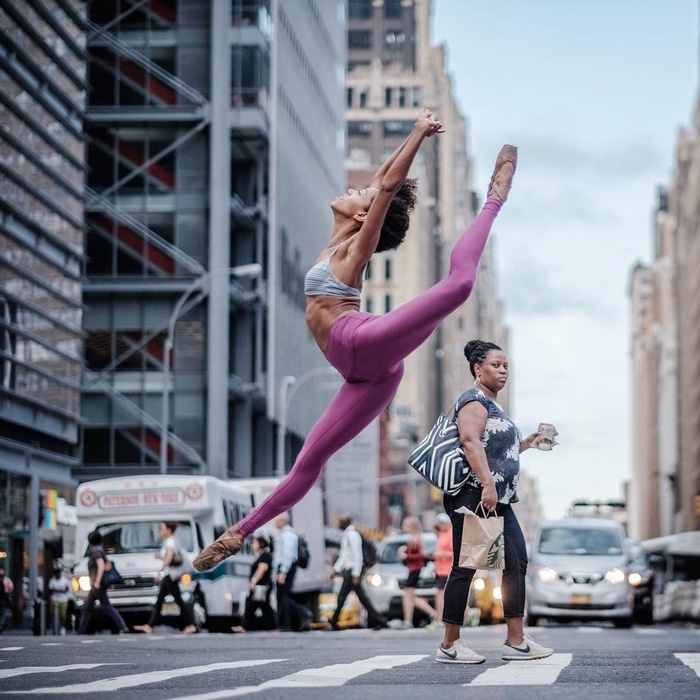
[455,504,505,569]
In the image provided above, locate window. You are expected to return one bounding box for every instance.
[347,121,373,137]
[349,30,372,50]
[385,0,403,19]
[231,45,270,106]
[365,260,372,280]
[384,294,392,313]
[358,88,368,108]
[384,259,392,280]
[365,297,373,314]
[385,30,406,48]
[411,86,421,107]
[346,87,354,108]
[383,120,414,137]
[398,86,407,107]
[385,87,392,107]
[348,0,372,20]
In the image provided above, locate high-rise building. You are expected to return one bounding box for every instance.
[0,0,87,599]
[80,1,345,482]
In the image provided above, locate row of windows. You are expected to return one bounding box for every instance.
[349,0,406,20]
[347,120,416,137]
[347,85,421,109]
[349,29,408,51]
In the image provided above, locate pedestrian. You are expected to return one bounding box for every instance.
[435,339,554,664]
[76,530,129,634]
[0,568,14,633]
[430,513,453,629]
[398,515,438,629]
[134,521,197,635]
[273,512,313,632]
[328,514,388,631]
[47,566,73,635]
[193,109,517,571]
[231,535,276,633]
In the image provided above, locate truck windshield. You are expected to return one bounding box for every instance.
[86,521,194,556]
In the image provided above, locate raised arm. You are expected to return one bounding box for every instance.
[349,109,443,262]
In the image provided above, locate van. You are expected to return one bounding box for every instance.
[526,517,634,627]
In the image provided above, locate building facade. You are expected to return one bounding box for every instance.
[80,0,345,486]
[629,94,700,538]
[0,0,87,606]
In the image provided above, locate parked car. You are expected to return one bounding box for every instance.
[526,518,634,627]
[627,540,656,625]
[364,532,437,625]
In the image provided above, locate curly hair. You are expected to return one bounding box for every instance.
[374,178,418,253]
[463,339,503,378]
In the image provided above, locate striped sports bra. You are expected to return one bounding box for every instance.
[304,247,362,298]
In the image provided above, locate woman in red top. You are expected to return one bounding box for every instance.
[398,515,437,629]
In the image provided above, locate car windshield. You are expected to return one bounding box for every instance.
[86,521,194,556]
[379,535,436,564]
[538,526,623,556]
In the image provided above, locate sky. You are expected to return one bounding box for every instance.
[432,0,699,520]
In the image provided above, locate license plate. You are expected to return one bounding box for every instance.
[161,602,181,616]
[571,594,590,605]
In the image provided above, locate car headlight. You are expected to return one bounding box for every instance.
[628,572,650,587]
[473,578,486,591]
[604,568,627,585]
[366,573,383,588]
[73,575,91,592]
[537,567,558,583]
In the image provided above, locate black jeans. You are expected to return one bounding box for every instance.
[276,564,311,631]
[149,574,194,629]
[442,488,528,625]
[331,570,386,627]
[77,586,128,633]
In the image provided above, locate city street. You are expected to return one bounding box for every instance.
[1,623,698,699]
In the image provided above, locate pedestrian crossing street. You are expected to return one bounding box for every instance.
[1,629,699,697]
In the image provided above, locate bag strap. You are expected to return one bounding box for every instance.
[476,501,498,518]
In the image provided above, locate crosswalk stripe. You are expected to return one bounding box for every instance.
[173,655,428,700]
[9,660,284,695]
[0,648,23,652]
[468,654,573,685]
[0,664,122,680]
[675,653,700,677]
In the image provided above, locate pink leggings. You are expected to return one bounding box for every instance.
[238,199,503,535]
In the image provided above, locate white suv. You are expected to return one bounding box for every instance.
[526,518,634,627]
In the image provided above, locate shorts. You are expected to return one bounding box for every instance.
[434,575,449,590]
[404,570,421,588]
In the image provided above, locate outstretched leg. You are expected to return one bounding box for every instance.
[192,363,404,571]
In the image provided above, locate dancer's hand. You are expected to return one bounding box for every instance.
[416,108,445,136]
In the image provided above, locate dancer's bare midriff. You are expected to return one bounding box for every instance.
[305,295,361,354]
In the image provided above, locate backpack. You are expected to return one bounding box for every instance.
[360,534,378,570]
[296,534,310,569]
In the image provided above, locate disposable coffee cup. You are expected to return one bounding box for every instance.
[536,423,558,451]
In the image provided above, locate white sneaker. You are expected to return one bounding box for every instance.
[436,638,485,664]
[502,634,554,661]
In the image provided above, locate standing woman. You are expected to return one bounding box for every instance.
[399,515,438,628]
[435,340,554,664]
[194,109,517,572]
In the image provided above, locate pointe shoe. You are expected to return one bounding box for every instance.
[486,145,518,203]
[192,524,245,571]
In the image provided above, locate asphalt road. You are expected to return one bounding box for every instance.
[1,622,699,699]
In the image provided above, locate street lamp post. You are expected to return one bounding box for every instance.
[274,367,341,478]
[160,263,262,474]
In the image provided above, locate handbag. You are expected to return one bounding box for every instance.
[455,504,505,570]
[407,405,471,495]
[102,559,122,587]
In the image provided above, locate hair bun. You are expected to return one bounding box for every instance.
[464,339,481,361]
